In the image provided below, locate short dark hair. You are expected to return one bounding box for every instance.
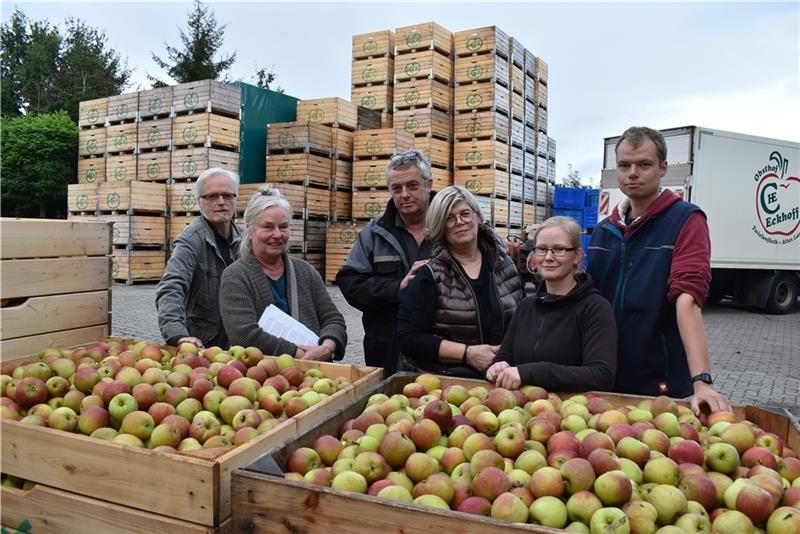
[615,126,668,163]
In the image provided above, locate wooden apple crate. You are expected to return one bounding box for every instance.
[79,97,107,128]
[524,153,537,180]
[137,117,172,151]
[454,110,509,142]
[352,57,395,87]
[138,85,174,119]
[107,91,139,123]
[106,154,137,183]
[172,113,240,150]
[330,189,352,221]
[393,79,451,112]
[536,81,548,109]
[394,108,452,140]
[475,194,509,226]
[171,147,240,181]
[0,358,382,532]
[112,248,166,283]
[77,156,105,184]
[395,21,453,55]
[454,53,509,85]
[352,30,394,59]
[0,218,111,362]
[522,177,535,203]
[523,202,537,226]
[509,199,523,227]
[382,112,394,129]
[332,159,353,190]
[107,215,166,247]
[429,166,453,192]
[510,38,525,68]
[454,82,510,114]
[510,146,524,176]
[453,26,510,58]
[413,136,451,169]
[454,139,510,170]
[236,184,264,215]
[79,128,106,157]
[137,150,172,182]
[510,93,524,122]
[537,107,548,135]
[98,182,167,214]
[266,154,332,188]
[537,131,548,157]
[510,173,523,200]
[535,57,549,84]
[331,128,354,160]
[351,84,393,113]
[510,119,524,149]
[168,215,199,246]
[524,77,536,107]
[231,373,800,534]
[173,79,241,117]
[106,122,138,153]
[524,126,536,155]
[325,222,366,283]
[67,183,99,214]
[352,189,391,220]
[267,122,333,157]
[298,98,358,131]
[169,181,200,214]
[455,168,509,197]
[278,183,331,219]
[524,49,536,77]
[394,50,453,84]
[511,64,524,96]
[353,129,415,159]
[352,159,391,189]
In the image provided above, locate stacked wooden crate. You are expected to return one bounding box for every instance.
[325,221,366,284]
[352,128,415,221]
[351,31,395,128]
[393,21,454,192]
[534,56,551,221]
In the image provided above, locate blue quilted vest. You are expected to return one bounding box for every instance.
[587,201,702,398]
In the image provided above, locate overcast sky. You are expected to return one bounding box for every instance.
[4,1,798,184]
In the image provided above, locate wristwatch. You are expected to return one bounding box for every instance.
[691,372,713,385]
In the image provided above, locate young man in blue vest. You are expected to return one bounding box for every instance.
[588,126,730,418]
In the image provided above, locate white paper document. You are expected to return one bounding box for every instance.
[258,304,319,347]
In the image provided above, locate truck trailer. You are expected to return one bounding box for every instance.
[599,126,800,314]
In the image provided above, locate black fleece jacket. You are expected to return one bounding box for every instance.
[494,273,617,391]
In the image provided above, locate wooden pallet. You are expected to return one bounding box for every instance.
[453,110,509,142]
[297,98,358,131]
[412,136,451,168]
[107,91,139,123]
[394,50,453,83]
[351,57,394,87]
[332,159,353,190]
[267,122,333,156]
[266,153,332,187]
[454,53,509,85]
[112,247,166,283]
[78,97,107,128]
[172,113,240,150]
[395,21,453,55]
[137,117,172,151]
[77,156,106,184]
[454,167,510,197]
[393,78,451,112]
[351,84,393,113]
[393,108,452,140]
[79,129,106,157]
[331,128,354,159]
[67,183,99,213]
[171,147,240,181]
[352,159,391,188]
[453,26,510,58]
[138,85,174,120]
[454,139,510,170]
[138,151,172,182]
[353,128,415,159]
[352,30,394,60]
[454,81,510,114]
[105,154,138,183]
[106,122,138,153]
[98,182,167,214]
[352,189,391,219]
[173,79,240,117]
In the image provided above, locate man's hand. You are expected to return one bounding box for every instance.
[177,336,204,348]
[466,344,500,372]
[495,366,522,390]
[400,260,429,290]
[297,344,333,361]
[485,361,510,382]
[691,382,731,418]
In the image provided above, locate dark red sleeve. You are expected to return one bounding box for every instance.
[667,212,711,307]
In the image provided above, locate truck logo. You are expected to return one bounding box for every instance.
[753,151,800,244]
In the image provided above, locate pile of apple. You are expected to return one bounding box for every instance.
[283,374,800,534]
[0,339,351,453]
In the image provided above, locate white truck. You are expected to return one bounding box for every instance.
[599,126,800,314]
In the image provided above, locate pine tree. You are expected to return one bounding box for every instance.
[149,0,236,86]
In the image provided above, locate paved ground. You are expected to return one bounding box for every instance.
[113,284,799,419]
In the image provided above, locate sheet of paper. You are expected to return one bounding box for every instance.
[258,304,319,347]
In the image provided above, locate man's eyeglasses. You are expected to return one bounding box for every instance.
[532,246,576,257]
[446,209,475,227]
[200,192,237,202]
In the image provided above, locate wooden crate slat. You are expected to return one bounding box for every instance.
[138,85,174,119]
[1,218,110,259]
[138,151,172,182]
[352,30,394,59]
[79,97,107,128]
[330,190,352,220]
[0,324,109,363]
[297,98,358,131]
[1,257,110,300]
[0,290,109,340]
[394,50,453,83]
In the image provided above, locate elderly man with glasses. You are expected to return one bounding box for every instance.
[156,167,243,349]
[337,149,435,375]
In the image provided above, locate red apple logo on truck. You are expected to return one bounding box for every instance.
[754,151,800,243]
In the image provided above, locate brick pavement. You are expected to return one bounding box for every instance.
[112,284,798,417]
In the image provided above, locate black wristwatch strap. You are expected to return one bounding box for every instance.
[691,372,713,385]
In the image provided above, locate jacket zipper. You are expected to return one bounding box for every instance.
[452,257,484,344]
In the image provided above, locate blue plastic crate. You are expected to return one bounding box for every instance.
[581,233,592,267]
[553,187,586,209]
[584,189,600,207]
[552,208,583,225]
[582,207,598,229]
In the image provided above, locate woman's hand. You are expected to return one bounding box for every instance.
[466,344,500,372]
[485,361,510,382]
[400,260,429,290]
[495,366,522,390]
[297,343,334,361]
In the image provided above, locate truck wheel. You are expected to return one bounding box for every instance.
[765,272,798,314]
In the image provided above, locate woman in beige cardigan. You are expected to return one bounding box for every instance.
[220,186,346,360]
